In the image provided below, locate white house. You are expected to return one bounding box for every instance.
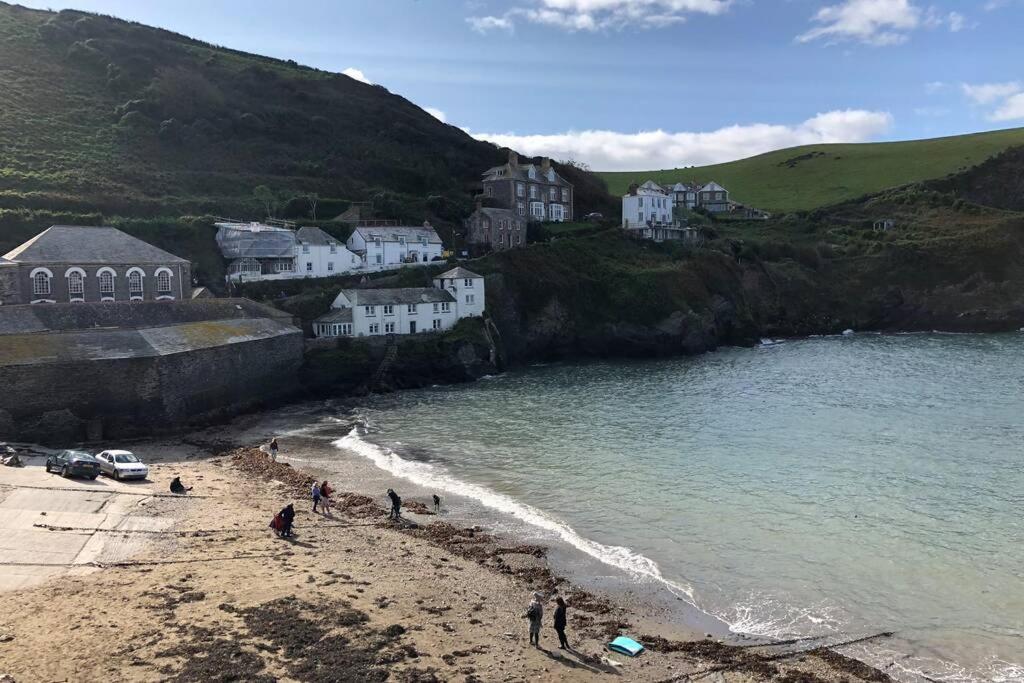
[622,180,675,230]
[313,267,485,338]
[296,226,362,278]
[346,223,444,271]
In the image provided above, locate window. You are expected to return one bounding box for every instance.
[530,202,544,219]
[562,188,569,202]
[441,302,451,313]
[342,323,352,336]
[639,197,644,207]
[365,305,376,316]
[484,185,493,197]
[369,323,380,334]
[385,322,395,334]
[517,235,522,245]
[499,234,505,246]
[549,204,564,221]
[383,305,394,316]
[407,304,417,315]
[33,271,51,296]
[329,243,337,254]
[274,261,293,272]
[517,202,525,216]
[464,278,473,287]
[432,303,440,313]
[466,294,475,304]
[306,262,313,272]
[638,211,644,222]
[432,319,442,330]
[328,262,334,272]
[549,187,557,200]
[716,192,724,200]
[68,271,84,298]
[375,255,382,264]
[421,237,428,246]
[398,236,406,246]
[516,182,525,197]
[128,271,143,297]
[156,270,172,294]
[302,243,310,254]
[529,185,537,199]
[373,237,382,247]
[99,270,115,296]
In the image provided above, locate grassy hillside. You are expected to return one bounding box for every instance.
[599,128,1024,213]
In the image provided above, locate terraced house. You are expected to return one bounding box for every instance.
[481,150,573,224]
[0,225,191,305]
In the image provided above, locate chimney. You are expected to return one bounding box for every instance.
[628,182,639,196]
[540,157,551,173]
[423,220,432,228]
[507,149,519,168]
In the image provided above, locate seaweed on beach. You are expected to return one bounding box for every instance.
[810,648,893,682]
[158,626,273,683]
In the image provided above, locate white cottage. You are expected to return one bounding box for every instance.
[313,267,485,338]
[296,226,362,277]
[346,223,444,271]
[622,180,675,230]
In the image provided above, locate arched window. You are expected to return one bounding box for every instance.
[99,270,115,297]
[156,269,172,294]
[68,271,84,299]
[32,271,51,296]
[128,270,144,297]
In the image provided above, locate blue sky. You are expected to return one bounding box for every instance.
[17,0,1024,170]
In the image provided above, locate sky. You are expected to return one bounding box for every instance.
[16,0,1024,171]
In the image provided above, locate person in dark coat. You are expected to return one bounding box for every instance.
[169,476,192,494]
[553,596,569,649]
[387,488,402,520]
[432,494,441,513]
[279,503,295,537]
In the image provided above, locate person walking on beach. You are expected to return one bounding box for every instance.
[311,481,321,513]
[432,494,441,513]
[320,481,333,515]
[553,596,569,650]
[526,592,544,647]
[387,488,402,520]
[269,437,279,462]
[279,503,295,538]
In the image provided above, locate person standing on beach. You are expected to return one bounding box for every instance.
[553,596,569,650]
[526,592,544,647]
[432,494,441,513]
[320,481,333,515]
[269,437,279,462]
[312,481,321,513]
[387,488,402,520]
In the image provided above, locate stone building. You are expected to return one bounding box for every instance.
[481,150,573,224]
[1,225,191,305]
[465,206,526,255]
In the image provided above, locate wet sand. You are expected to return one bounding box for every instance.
[0,434,894,682]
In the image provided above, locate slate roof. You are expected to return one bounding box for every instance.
[336,287,455,307]
[352,225,442,244]
[3,226,190,264]
[435,267,482,280]
[215,222,296,259]
[296,226,339,246]
[481,163,572,187]
[314,308,354,324]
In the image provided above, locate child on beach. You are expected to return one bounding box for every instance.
[526,592,544,647]
[311,481,321,513]
[553,596,569,650]
[320,481,332,515]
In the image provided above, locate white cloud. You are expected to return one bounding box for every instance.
[467,0,732,33]
[924,80,947,93]
[961,81,1021,105]
[469,110,893,171]
[797,1,969,46]
[424,107,448,123]
[991,93,1024,121]
[341,67,372,84]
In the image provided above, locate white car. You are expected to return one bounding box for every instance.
[95,450,149,481]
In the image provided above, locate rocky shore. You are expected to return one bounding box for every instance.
[0,441,895,682]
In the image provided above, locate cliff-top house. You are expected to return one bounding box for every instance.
[464,206,527,256]
[0,225,191,305]
[481,151,573,224]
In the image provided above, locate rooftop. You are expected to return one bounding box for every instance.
[296,226,339,246]
[3,226,190,265]
[336,287,455,307]
[352,225,442,244]
[436,266,483,280]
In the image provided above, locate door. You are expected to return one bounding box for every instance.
[409,321,417,334]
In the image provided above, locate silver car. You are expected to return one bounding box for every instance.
[95,450,149,481]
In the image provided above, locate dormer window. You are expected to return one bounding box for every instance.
[301,243,310,254]
[528,167,536,180]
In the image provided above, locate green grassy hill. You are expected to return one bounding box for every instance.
[599,128,1024,213]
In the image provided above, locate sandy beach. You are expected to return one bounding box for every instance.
[0,432,895,682]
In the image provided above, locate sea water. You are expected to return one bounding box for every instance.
[329,333,1023,681]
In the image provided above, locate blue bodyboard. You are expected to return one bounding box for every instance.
[607,636,645,657]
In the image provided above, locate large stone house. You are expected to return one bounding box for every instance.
[346,223,445,270]
[313,267,484,338]
[665,181,730,213]
[465,207,526,255]
[0,225,191,305]
[481,151,573,224]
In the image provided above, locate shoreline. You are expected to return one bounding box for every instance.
[0,433,895,682]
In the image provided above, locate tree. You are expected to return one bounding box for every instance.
[253,185,282,218]
[304,192,320,221]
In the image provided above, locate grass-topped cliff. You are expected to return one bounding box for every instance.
[599,128,1024,213]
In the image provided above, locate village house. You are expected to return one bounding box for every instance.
[0,225,191,305]
[698,181,730,212]
[216,221,299,281]
[296,226,362,277]
[346,223,445,269]
[481,150,573,224]
[622,180,675,230]
[313,267,484,338]
[465,206,527,256]
[666,182,701,210]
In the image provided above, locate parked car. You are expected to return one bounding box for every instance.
[45,450,101,479]
[95,450,149,481]
[584,212,604,221]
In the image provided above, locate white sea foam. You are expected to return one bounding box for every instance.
[334,427,697,603]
